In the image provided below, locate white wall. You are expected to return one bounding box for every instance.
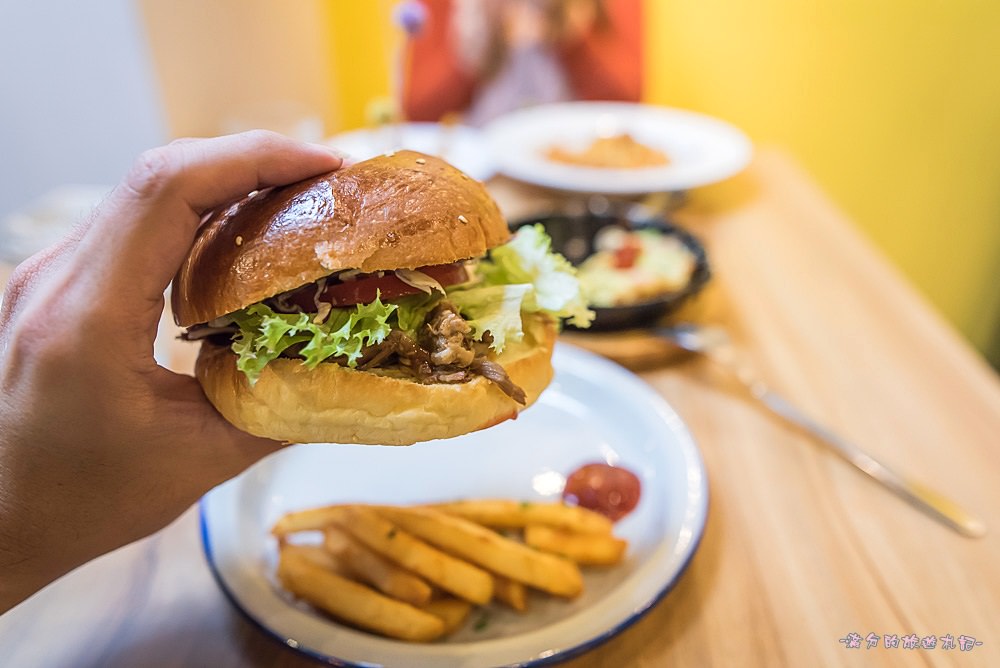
[0,0,167,218]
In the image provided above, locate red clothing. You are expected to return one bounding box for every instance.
[402,0,642,123]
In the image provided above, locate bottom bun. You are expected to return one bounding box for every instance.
[196,316,556,445]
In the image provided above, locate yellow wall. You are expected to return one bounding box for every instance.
[644,1,1000,361]
[320,1,397,131]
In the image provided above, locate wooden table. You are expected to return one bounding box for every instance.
[2,148,998,667]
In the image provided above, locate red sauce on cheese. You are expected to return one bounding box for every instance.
[562,463,641,521]
[612,239,642,269]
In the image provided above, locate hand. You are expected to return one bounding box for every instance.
[0,131,343,613]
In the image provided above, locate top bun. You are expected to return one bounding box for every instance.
[171,150,509,327]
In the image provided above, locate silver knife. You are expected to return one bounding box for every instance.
[657,323,987,538]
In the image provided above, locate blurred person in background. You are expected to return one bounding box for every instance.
[401,0,642,126]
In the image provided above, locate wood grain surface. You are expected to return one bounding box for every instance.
[1,148,997,667]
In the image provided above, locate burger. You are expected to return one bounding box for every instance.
[171,150,592,445]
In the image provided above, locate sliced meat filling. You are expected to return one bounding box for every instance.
[186,301,526,402]
[470,358,527,404]
[420,301,476,367]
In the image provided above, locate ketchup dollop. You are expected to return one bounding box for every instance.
[562,463,641,521]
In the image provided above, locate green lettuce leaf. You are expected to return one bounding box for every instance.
[446,284,532,352]
[392,292,441,337]
[225,227,591,382]
[230,296,397,385]
[478,224,594,328]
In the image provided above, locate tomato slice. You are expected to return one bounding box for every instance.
[612,238,642,269]
[287,263,468,310]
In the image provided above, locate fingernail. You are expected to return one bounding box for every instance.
[309,143,350,162]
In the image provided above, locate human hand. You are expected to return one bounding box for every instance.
[0,131,342,613]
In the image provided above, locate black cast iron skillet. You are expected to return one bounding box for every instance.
[511,213,711,331]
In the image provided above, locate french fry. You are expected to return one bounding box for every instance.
[375,506,583,598]
[277,546,445,642]
[324,526,433,606]
[421,597,474,635]
[282,543,347,574]
[523,525,628,566]
[424,499,613,535]
[274,497,632,643]
[335,505,494,605]
[272,505,347,537]
[492,574,528,613]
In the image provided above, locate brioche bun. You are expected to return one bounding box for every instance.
[172,150,509,327]
[195,316,556,445]
[172,150,555,445]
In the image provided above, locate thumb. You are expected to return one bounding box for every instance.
[74,132,343,319]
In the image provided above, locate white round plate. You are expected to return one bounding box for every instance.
[200,343,708,667]
[484,101,752,194]
[328,122,496,182]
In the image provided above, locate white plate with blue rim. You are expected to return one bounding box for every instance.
[484,101,751,194]
[200,343,708,667]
